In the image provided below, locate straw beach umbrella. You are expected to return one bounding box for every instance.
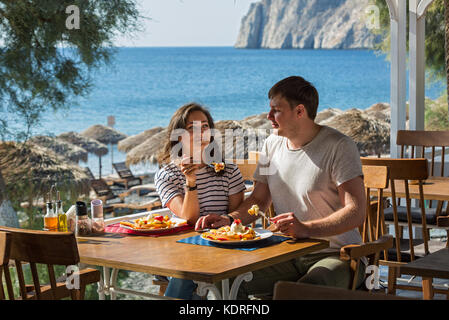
[118,127,164,153]
[126,129,168,166]
[81,124,128,145]
[30,135,89,163]
[81,125,127,178]
[58,131,109,157]
[0,142,90,226]
[322,109,390,156]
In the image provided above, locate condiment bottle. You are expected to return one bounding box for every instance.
[57,200,68,232]
[91,199,104,234]
[66,205,77,232]
[44,202,58,231]
[75,201,91,236]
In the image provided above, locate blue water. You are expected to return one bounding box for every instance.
[34,47,444,176]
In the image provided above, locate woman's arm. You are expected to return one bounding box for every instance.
[228,191,244,213]
[166,158,202,225]
[166,192,200,225]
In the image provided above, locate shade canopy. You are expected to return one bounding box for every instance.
[30,135,88,163]
[118,126,164,153]
[322,109,390,156]
[58,131,108,157]
[0,142,91,200]
[125,129,168,166]
[81,125,127,145]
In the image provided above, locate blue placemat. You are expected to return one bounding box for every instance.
[177,234,290,251]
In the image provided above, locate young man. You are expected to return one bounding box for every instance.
[195,76,367,298]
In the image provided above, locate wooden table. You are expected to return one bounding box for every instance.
[400,248,449,299]
[77,210,329,300]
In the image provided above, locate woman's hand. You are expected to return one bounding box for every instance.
[195,214,231,231]
[180,156,200,185]
[269,213,310,239]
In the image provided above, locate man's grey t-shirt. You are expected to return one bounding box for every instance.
[254,126,364,251]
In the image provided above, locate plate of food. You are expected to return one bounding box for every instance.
[200,219,273,245]
[119,213,188,233]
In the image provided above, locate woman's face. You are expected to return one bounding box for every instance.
[181,110,212,159]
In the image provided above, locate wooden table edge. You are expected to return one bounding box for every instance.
[80,239,329,284]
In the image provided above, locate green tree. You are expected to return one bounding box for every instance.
[371,0,447,116]
[0,0,142,227]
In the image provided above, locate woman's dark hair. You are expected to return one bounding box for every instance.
[268,76,319,121]
[157,102,215,165]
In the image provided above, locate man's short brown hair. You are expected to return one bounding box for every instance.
[268,76,319,121]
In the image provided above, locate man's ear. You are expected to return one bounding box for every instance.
[296,104,306,118]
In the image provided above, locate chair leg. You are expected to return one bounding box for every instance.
[422,278,434,300]
[159,283,167,296]
[387,266,397,295]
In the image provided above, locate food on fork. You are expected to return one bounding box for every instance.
[202,219,260,241]
[248,204,260,216]
[211,162,225,173]
[120,213,186,230]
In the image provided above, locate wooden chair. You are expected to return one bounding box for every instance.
[360,157,448,296]
[397,130,449,230]
[339,165,393,291]
[273,282,412,300]
[0,227,100,300]
[111,162,143,189]
[90,178,161,217]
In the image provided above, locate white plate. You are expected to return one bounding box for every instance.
[200,228,273,245]
[119,217,188,233]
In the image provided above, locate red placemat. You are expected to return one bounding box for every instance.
[105,223,194,237]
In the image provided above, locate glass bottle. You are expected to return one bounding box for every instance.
[91,199,104,234]
[75,201,91,236]
[44,202,58,231]
[57,200,68,232]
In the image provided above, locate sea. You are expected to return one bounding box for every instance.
[33,47,444,177]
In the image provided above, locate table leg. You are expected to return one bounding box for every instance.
[422,277,434,300]
[97,269,106,300]
[109,268,120,300]
[196,281,223,300]
[195,272,253,300]
[229,272,253,300]
[222,279,230,300]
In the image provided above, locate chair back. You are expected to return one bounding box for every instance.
[113,161,134,179]
[361,158,429,262]
[0,226,79,300]
[0,232,13,300]
[362,165,389,244]
[235,161,258,183]
[84,167,95,180]
[397,130,449,215]
[90,178,114,199]
[397,130,449,176]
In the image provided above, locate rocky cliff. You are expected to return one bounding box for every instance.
[235,0,380,49]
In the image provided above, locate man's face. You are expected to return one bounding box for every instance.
[267,95,298,137]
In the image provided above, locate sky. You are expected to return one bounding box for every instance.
[114,0,256,47]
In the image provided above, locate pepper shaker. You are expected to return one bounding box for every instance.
[75,201,91,236]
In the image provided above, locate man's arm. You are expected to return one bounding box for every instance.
[195,181,272,230]
[228,181,272,225]
[271,176,366,239]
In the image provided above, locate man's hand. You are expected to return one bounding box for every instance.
[270,212,310,239]
[195,214,231,231]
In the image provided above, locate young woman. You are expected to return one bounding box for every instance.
[155,102,246,299]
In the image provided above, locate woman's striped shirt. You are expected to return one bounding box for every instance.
[155,163,246,216]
